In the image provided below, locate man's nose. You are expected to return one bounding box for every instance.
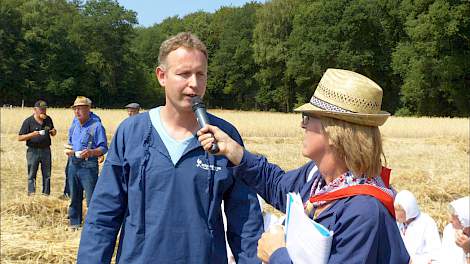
[188,73,198,88]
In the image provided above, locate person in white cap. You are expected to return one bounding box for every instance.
[440,196,470,264]
[394,190,441,263]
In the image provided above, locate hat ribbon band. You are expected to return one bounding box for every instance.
[310,96,356,113]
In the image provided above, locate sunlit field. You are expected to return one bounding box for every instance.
[1,107,469,263]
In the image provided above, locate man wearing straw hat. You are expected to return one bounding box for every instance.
[65,96,108,229]
[18,99,57,196]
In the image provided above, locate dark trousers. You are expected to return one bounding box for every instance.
[68,156,98,226]
[63,157,70,196]
[26,147,51,195]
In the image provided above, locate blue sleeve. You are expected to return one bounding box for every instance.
[77,124,127,263]
[231,150,314,213]
[224,126,264,264]
[269,247,292,264]
[94,123,108,155]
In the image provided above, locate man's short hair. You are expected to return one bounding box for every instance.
[158,32,207,68]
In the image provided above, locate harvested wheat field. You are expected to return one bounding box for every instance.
[1,107,469,263]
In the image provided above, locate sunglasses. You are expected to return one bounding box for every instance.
[301,113,313,127]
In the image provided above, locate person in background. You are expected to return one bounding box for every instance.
[125,102,140,116]
[394,190,441,263]
[440,196,470,264]
[64,96,107,229]
[77,32,263,263]
[18,100,57,196]
[61,111,105,200]
[198,68,410,263]
[60,144,72,200]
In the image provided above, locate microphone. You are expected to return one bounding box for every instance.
[191,96,219,154]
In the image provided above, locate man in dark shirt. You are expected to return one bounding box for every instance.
[18,100,57,195]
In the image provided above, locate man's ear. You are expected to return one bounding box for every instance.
[156,66,165,87]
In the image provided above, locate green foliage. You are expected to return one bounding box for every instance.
[392,0,470,116]
[207,3,261,109]
[0,0,468,116]
[287,0,403,113]
[253,0,299,112]
[0,0,27,104]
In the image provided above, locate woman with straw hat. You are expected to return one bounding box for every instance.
[198,69,410,263]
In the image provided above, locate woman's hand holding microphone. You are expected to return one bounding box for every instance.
[197,125,244,166]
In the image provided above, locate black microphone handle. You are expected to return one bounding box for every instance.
[208,140,220,154]
[194,108,219,154]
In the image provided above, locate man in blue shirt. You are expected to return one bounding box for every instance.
[77,32,263,263]
[65,96,108,229]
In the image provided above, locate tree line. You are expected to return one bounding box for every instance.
[1,0,469,116]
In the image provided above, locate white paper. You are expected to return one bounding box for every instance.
[285,193,333,264]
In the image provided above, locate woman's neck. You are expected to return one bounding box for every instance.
[317,151,348,184]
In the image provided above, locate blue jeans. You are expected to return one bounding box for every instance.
[26,147,51,195]
[68,156,98,226]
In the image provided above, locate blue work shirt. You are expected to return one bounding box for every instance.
[77,111,263,263]
[68,112,108,155]
[232,151,410,264]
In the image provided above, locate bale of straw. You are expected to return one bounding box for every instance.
[1,196,80,263]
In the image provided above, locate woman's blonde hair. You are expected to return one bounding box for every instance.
[319,116,386,178]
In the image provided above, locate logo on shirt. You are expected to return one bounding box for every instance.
[196,158,221,172]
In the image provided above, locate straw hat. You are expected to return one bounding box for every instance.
[294,68,390,126]
[71,96,92,108]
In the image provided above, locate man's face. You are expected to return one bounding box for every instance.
[73,105,90,124]
[127,108,139,116]
[33,107,46,119]
[156,47,207,113]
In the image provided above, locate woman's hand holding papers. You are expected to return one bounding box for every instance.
[257,225,286,263]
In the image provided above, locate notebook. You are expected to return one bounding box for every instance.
[285,192,333,264]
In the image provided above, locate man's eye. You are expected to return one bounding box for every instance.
[178,72,190,77]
